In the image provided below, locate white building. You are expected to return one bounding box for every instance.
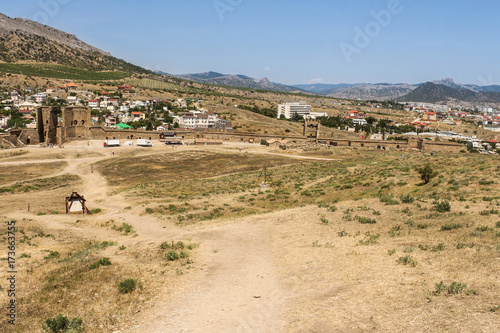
[88,100,99,108]
[33,93,46,103]
[174,112,217,129]
[277,102,311,119]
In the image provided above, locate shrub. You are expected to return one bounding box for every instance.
[400,194,414,204]
[115,223,134,234]
[179,250,189,259]
[397,255,417,267]
[166,251,179,261]
[358,234,380,245]
[43,314,83,333]
[319,214,329,225]
[417,164,437,184]
[145,207,154,214]
[496,221,500,228]
[434,281,469,295]
[441,223,462,231]
[90,208,102,214]
[357,216,376,224]
[328,205,337,212]
[434,200,451,213]
[89,257,111,270]
[417,223,429,230]
[379,195,400,205]
[456,243,475,249]
[301,190,312,196]
[118,278,137,294]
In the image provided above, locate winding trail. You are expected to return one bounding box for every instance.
[3,143,291,332]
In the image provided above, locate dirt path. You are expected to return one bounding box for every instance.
[9,144,289,332]
[130,218,287,333]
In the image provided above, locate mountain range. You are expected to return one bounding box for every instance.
[157,71,301,93]
[0,12,499,108]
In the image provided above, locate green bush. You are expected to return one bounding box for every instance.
[89,257,111,270]
[118,278,137,294]
[357,216,376,224]
[400,194,414,204]
[396,255,418,267]
[43,314,83,333]
[166,251,179,261]
[90,208,102,214]
[434,281,470,295]
[441,223,462,231]
[433,200,451,213]
[379,195,400,205]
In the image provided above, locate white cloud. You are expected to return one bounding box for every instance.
[308,78,323,84]
[264,67,271,71]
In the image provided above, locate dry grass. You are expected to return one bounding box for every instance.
[0,144,499,332]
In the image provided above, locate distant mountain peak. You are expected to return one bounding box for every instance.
[173,72,302,93]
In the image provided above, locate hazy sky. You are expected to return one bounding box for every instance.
[2,0,499,85]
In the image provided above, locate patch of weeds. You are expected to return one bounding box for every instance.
[89,257,111,270]
[400,194,414,204]
[43,314,83,333]
[44,251,60,260]
[379,195,400,205]
[119,245,126,250]
[319,214,329,225]
[418,244,430,251]
[166,250,180,261]
[441,223,462,231]
[337,230,349,237]
[490,305,500,313]
[456,243,475,249]
[388,225,401,237]
[145,207,154,214]
[357,216,376,224]
[405,219,415,228]
[387,249,396,256]
[328,205,337,212]
[90,208,102,214]
[396,255,417,267]
[434,281,475,296]
[372,210,381,215]
[431,243,446,252]
[118,278,137,294]
[434,200,451,213]
[113,223,135,235]
[476,226,493,232]
[358,233,380,245]
[417,223,429,230]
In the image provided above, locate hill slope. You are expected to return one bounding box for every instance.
[0,13,149,74]
[398,82,500,105]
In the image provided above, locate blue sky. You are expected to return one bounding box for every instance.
[2,0,499,85]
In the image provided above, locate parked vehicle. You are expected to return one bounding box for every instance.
[137,139,153,147]
[104,139,120,147]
